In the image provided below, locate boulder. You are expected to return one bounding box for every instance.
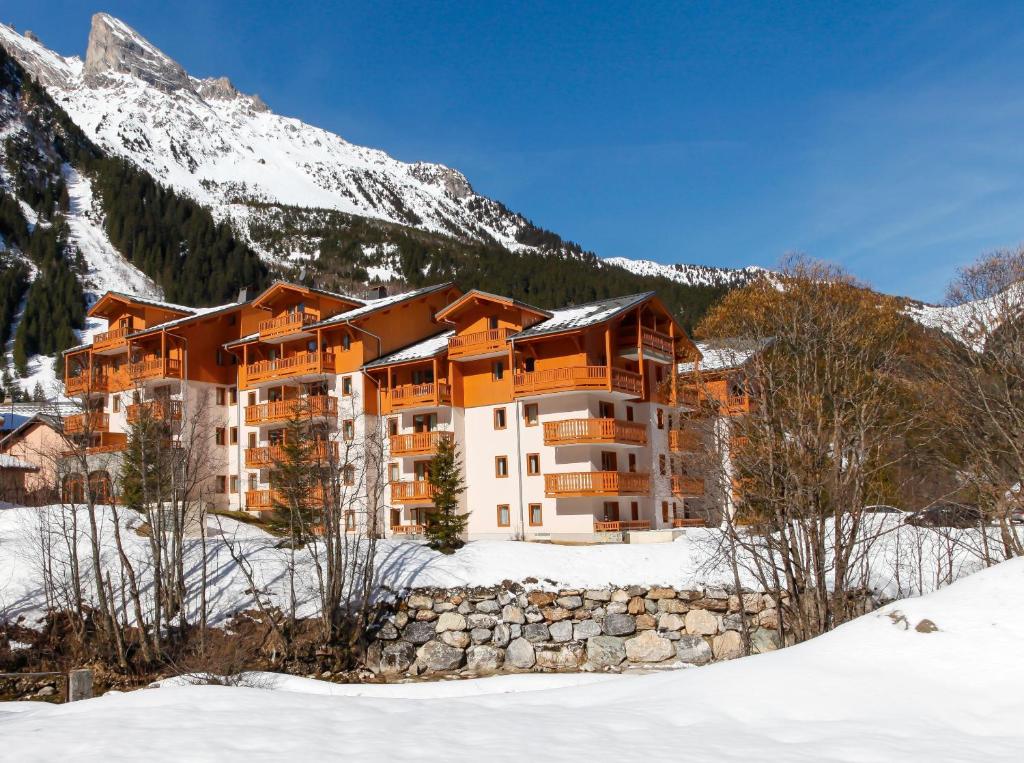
[415,609,439,622]
[470,628,493,644]
[402,620,436,645]
[750,627,780,654]
[491,623,512,647]
[377,622,399,640]
[557,595,584,609]
[657,613,686,632]
[476,599,502,615]
[393,611,409,628]
[457,601,474,615]
[433,601,456,613]
[466,645,504,674]
[627,596,646,615]
[625,630,675,662]
[416,640,465,671]
[548,620,573,643]
[675,635,713,665]
[542,606,572,622]
[606,602,628,615]
[379,641,417,675]
[525,606,545,623]
[501,605,526,624]
[646,587,677,600]
[626,586,648,597]
[586,635,626,668]
[635,614,656,630]
[527,591,557,607]
[602,612,637,636]
[467,613,497,629]
[440,630,471,649]
[585,589,612,602]
[435,612,467,633]
[690,597,729,613]
[573,620,602,640]
[523,623,551,643]
[721,612,747,632]
[657,599,689,614]
[712,630,744,660]
[729,593,764,614]
[408,593,434,610]
[684,609,719,636]
[506,637,536,669]
[535,643,584,670]
[611,589,630,603]
[759,608,779,630]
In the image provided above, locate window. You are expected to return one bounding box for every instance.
[343,419,355,440]
[215,476,227,493]
[656,408,664,429]
[230,427,238,445]
[659,454,667,476]
[247,392,256,407]
[229,387,238,405]
[495,456,509,478]
[601,451,618,471]
[248,473,258,491]
[526,453,540,476]
[215,427,226,446]
[343,465,355,486]
[603,501,620,521]
[112,397,121,413]
[628,453,637,473]
[631,501,639,521]
[344,510,356,531]
[488,316,499,330]
[625,405,634,422]
[493,407,507,429]
[599,401,615,419]
[342,376,353,396]
[491,361,504,381]
[524,357,535,372]
[216,387,227,406]
[412,368,434,385]
[307,339,317,352]
[497,504,510,527]
[388,462,400,482]
[528,503,543,527]
[341,333,351,351]
[388,417,399,437]
[523,403,539,426]
[248,432,257,449]
[662,501,670,523]
[230,475,239,493]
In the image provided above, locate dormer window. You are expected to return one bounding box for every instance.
[488,316,499,330]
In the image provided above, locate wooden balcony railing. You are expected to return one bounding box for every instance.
[390,523,426,535]
[447,327,512,359]
[65,372,115,396]
[257,311,320,342]
[93,325,131,353]
[669,429,702,452]
[543,418,647,446]
[672,475,705,497]
[244,395,338,425]
[390,480,438,504]
[245,351,336,385]
[544,471,651,497]
[620,328,675,357]
[129,357,183,382]
[244,441,339,468]
[594,519,651,532]
[389,430,454,457]
[126,400,182,424]
[385,382,452,411]
[62,432,128,457]
[679,387,756,417]
[63,412,109,434]
[513,366,643,397]
[672,517,708,528]
[246,486,326,511]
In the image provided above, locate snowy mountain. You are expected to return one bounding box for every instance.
[603,257,769,289]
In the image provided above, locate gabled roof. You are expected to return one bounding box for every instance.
[128,301,243,339]
[434,289,552,323]
[312,282,457,328]
[0,454,38,471]
[88,291,197,320]
[678,338,771,374]
[363,331,454,370]
[511,292,655,341]
[0,411,62,448]
[250,281,364,311]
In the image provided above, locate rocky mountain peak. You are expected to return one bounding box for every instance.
[196,75,269,112]
[83,12,194,94]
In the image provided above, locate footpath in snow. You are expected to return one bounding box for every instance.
[1,555,1022,761]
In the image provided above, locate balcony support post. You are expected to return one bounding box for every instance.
[669,322,678,406]
[604,325,612,391]
[636,312,646,400]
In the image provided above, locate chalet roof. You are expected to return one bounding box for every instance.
[128,301,242,338]
[0,411,63,445]
[312,282,456,328]
[677,339,770,374]
[250,280,364,310]
[362,330,454,370]
[511,292,655,341]
[434,289,552,322]
[88,291,198,319]
[0,453,38,471]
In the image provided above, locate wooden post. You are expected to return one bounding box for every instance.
[636,309,646,400]
[68,668,93,702]
[669,321,678,406]
[604,325,612,391]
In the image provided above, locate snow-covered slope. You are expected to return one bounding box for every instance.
[604,256,769,288]
[3,549,1021,761]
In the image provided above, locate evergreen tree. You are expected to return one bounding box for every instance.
[270,415,320,543]
[425,436,469,553]
[32,381,46,402]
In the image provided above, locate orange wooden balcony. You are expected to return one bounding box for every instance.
[679,387,756,416]
[594,519,651,532]
[244,441,339,468]
[390,480,437,504]
[669,429,702,452]
[65,371,116,396]
[126,400,182,424]
[672,517,709,528]
[385,382,452,411]
[619,328,675,360]
[447,327,512,359]
[390,523,426,535]
[672,475,705,497]
[543,418,647,446]
[63,412,109,434]
[244,351,336,385]
[129,357,183,382]
[257,311,320,342]
[513,366,642,398]
[62,432,128,457]
[544,471,650,498]
[244,395,338,425]
[93,325,131,354]
[389,430,454,457]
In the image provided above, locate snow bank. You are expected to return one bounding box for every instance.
[2,556,1022,761]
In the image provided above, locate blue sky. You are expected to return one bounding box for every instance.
[7,2,1024,301]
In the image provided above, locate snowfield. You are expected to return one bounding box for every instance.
[2,555,1022,761]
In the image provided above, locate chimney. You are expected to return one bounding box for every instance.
[366,285,388,300]
[237,286,257,303]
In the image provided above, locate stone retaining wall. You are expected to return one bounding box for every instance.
[367,584,804,678]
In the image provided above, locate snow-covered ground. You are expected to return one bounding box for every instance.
[2,555,1021,761]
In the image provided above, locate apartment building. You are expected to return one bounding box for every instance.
[62,281,707,541]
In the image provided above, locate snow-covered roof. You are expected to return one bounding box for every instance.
[0,454,39,471]
[678,339,769,374]
[128,302,241,337]
[512,292,654,341]
[91,291,199,317]
[313,283,454,328]
[363,331,454,369]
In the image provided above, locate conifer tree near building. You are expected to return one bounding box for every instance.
[425,436,469,553]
